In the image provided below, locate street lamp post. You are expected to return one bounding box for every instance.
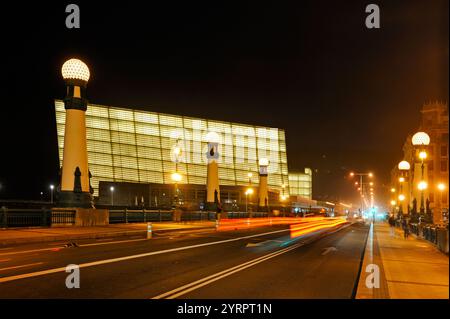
[245,188,253,214]
[349,171,374,217]
[110,186,114,206]
[412,132,430,217]
[171,172,182,209]
[437,183,446,224]
[50,185,54,204]
[398,160,410,216]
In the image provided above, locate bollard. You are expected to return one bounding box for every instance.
[215,219,219,231]
[147,222,152,239]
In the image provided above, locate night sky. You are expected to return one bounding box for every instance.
[2,1,448,207]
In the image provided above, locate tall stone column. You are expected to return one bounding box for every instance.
[58,58,93,208]
[206,132,220,209]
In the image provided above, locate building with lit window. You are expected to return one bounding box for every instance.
[55,100,313,210]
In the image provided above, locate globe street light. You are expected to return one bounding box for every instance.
[412,132,431,146]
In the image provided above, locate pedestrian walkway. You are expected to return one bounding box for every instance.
[0,221,216,246]
[356,221,449,299]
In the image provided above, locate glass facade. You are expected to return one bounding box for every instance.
[288,168,313,199]
[55,100,290,197]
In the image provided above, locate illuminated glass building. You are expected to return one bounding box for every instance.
[55,100,312,208]
[288,169,313,199]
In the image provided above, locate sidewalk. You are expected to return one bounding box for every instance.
[0,221,216,246]
[356,222,449,299]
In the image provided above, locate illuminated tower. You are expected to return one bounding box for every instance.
[205,131,220,208]
[258,158,269,209]
[58,58,93,208]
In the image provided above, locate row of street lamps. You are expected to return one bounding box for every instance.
[390,131,447,223]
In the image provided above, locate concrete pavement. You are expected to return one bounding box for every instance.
[0,221,216,246]
[356,222,449,299]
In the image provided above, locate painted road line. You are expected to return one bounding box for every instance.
[80,238,147,247]
[0,262,43,272]
[0,247,66,257]
[152,242,304,299]
[0,228,290,284]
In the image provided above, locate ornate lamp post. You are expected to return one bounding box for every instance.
[412,132,430,217]
[398,160,410,216]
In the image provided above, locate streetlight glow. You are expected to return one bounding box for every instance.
[391,188,396,193]
[171,172,182,182]
[398,194,405,201]
[438,183,446,191]
[399,177,405,183]
[390,200,397,206]
[419,151,427,160]
[418,181,428,191]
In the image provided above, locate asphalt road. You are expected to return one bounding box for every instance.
[0,222,369,298]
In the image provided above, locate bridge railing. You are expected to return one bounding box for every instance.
[0,207,77,228]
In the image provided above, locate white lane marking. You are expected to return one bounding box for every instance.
[0,238,147,255]
[0,247,65,257]
[321,247,337,255]
[0,228,290,283]
[79,238,147,247]
[0,262,43,272]
[152,242,303,299]
[245,239,283,248]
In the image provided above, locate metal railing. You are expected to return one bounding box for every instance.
[408,222,448,254]
[109,209,174,224]
[0,207,76,228]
